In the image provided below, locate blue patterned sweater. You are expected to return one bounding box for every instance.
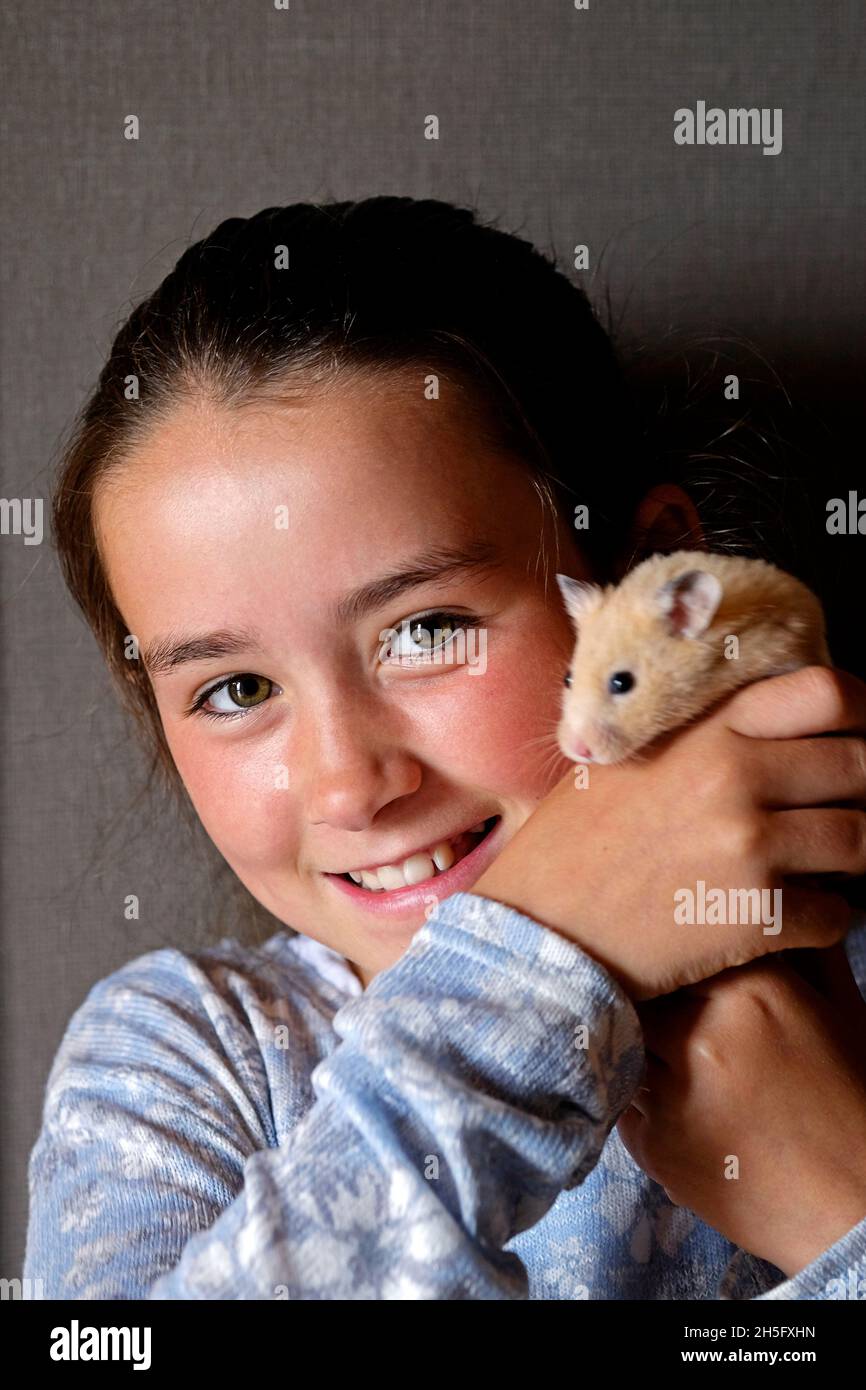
[23,890,866,1300]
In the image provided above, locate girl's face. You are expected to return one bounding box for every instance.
[94,377,592,986]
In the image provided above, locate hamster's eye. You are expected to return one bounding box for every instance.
[609,670,635,694]
[564,669,572,689]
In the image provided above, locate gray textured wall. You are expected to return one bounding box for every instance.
[2,0,864,1277]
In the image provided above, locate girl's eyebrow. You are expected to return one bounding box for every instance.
[332,539,503,625]
[143,540,504,679]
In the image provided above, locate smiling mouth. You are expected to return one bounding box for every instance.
[333,816,500,893]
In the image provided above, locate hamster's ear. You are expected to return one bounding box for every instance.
[655,569,723,638]
[556,573,602,627]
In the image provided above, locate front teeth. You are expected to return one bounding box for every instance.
[348,821,490,892]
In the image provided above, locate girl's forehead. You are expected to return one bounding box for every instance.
[93,388,554,632]
[100,383,530,506]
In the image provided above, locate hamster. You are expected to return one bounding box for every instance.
[556,550,831,766]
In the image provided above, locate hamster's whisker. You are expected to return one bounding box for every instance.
[518,729,560,751]
[513,723,576,790]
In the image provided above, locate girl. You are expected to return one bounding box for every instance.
[24,197,866,1299]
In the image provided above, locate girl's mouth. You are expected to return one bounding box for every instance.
[322,815,505,920]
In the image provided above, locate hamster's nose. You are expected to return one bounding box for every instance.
[569,739,593,762]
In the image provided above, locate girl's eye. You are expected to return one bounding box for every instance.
[382,610,482,665]
[187,674,277,721]
[185,610,483,720]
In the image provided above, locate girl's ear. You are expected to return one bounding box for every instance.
[655,569,723,638]
[614,482,705,582]
[556,573,602,628]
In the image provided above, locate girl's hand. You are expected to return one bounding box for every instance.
[472,665,866,999]
[616,945,866,1277]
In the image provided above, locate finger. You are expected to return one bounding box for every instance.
[682,950,794,991]
[746,735,866,810]
[721,666,866,741]
[748,880,851,952]
[767,807,866,876]
[661,884,851,968]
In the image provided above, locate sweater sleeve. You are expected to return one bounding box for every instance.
[23,890,645,1300]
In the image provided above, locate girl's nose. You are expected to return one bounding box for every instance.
[298,697,422,829]
[308,750,422,830]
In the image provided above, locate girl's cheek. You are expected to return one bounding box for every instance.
[414,627,571,796]
[167,733,301,868]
